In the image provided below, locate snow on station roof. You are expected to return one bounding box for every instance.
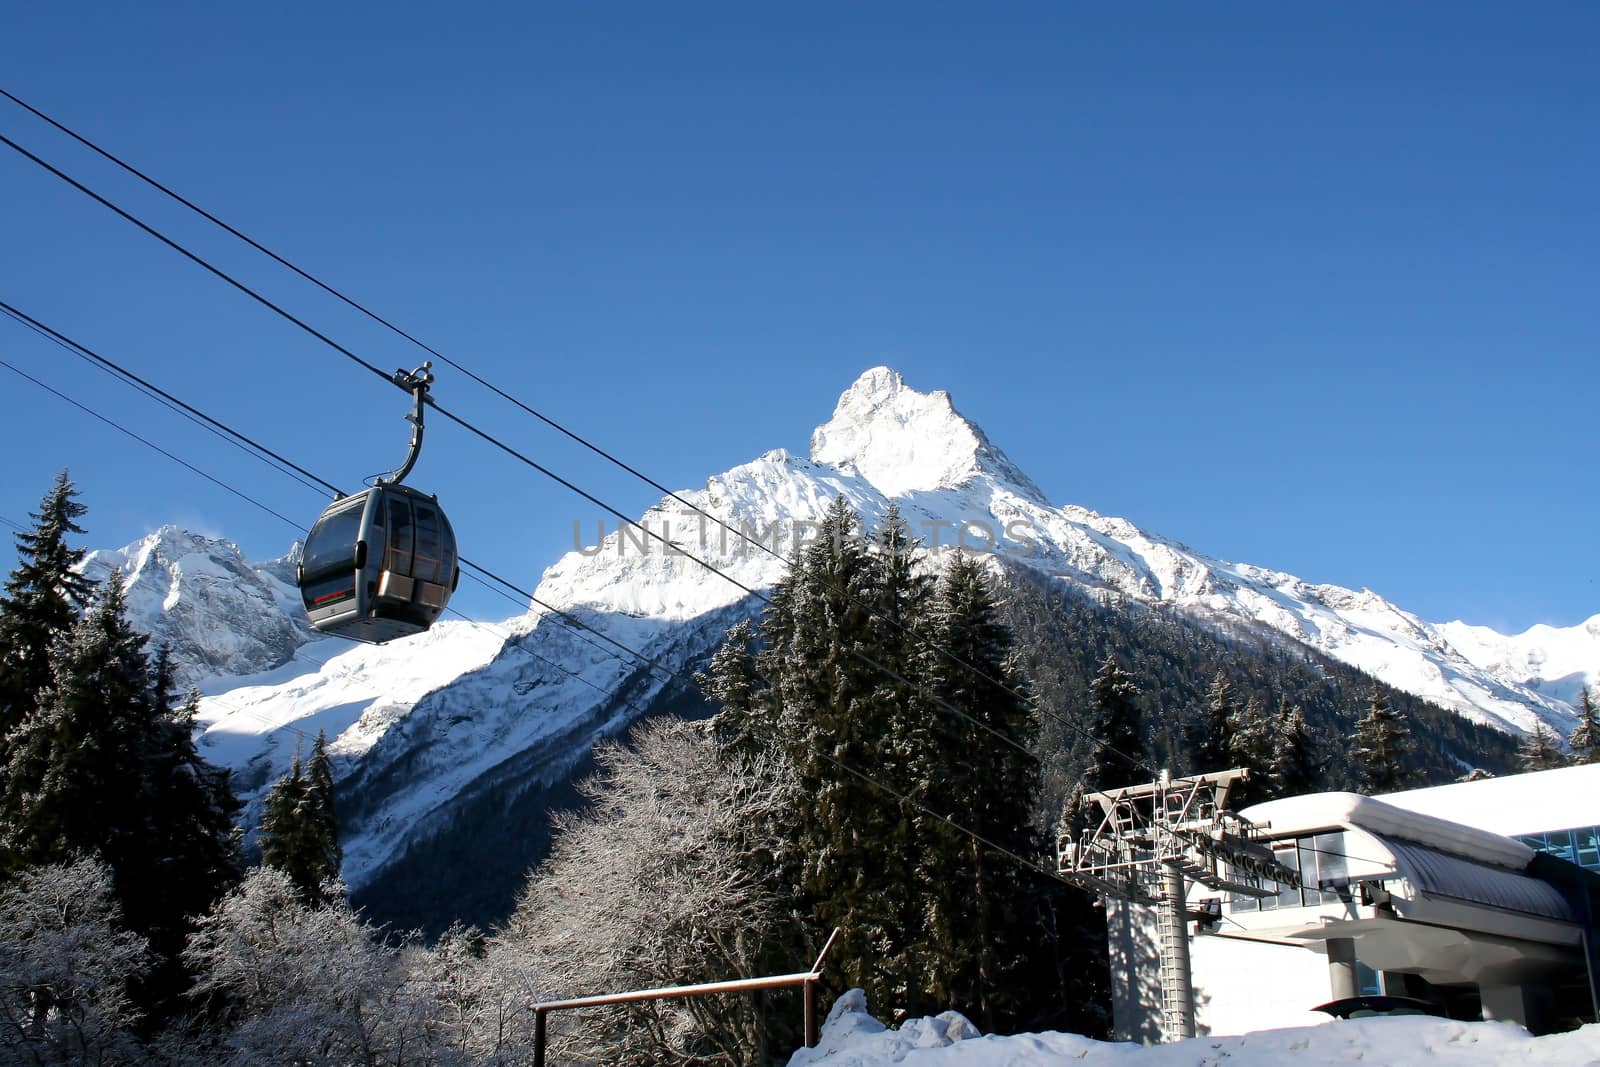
[1242,791,1537,871]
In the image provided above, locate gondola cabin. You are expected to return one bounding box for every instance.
[298,484,459,643]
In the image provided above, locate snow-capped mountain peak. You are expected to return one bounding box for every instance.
[1435,613,1600,708]
[79,525,319,689]
[91,368,1594,895]
[809,367,1046,502]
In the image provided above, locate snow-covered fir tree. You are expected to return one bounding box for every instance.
[1352,685,1416,794]
[693,500,1090,1040]
[1084,653,1145,794]
[1516,722,1568,772]
[911,552,1040,1028]
[1569,687,1600,766]
[1226,695,1273,807]
[0,471,94,761]
[0,573,157,873]
[1192,671,1237,774]
[258,731,342,903]
[1,569,242,1021]
[1267,696,1318,800]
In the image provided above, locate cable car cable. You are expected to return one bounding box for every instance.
[0,356,308,532]
[0,300,338,498]
[0,131,399,392]
[0,301,636,688]
[0,84,768,553]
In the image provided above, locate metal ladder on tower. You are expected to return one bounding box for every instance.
[1156,863,1197,1040]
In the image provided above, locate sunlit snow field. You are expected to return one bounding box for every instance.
[789,990,1600,1066]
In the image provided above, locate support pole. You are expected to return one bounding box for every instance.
[533,1008,547,1067]
[1157,862,1196,1041]
[804,978,817,1048]
[1327,938,1359,1001]
[804,926,839,1048]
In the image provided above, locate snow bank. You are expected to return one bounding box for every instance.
[789,990,1600,1066]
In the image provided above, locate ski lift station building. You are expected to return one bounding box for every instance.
[1108,764,1600,1041]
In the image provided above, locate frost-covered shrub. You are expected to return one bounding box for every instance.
[0,858,149,1066]
[184,866,435,1066]
[493,717,793,1066]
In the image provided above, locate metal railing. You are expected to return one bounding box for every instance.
[529,928,841,1067]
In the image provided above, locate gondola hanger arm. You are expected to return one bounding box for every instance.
[380,361,434,487]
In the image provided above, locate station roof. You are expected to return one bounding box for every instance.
[1380,764,1600,838]
[1242,792,1536,870]
[1378,835,1575,922]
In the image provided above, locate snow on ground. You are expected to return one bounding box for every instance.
[789,990,1600,1066]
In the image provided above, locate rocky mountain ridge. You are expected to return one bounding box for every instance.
[84,368,1595,891]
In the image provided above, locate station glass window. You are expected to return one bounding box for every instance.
[1228,831,1350,913]
[1520,825,1600,872]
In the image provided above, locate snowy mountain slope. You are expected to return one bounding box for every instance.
[1436,615,1600,709]
[199,604,756,886]
[537,368,1578,735]
[98,367,1587,891]
[81,526,322,689]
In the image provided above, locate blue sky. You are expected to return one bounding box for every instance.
[1,3,1594,633]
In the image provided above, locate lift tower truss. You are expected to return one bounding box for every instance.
[1056,768,1302,1042]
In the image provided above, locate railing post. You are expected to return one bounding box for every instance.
[804,977,817,1048]
[533,1007,547,1067]
[803,925,839,1049]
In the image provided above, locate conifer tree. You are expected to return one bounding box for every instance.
[1351,685,1415,794]
[307,731,342,880]
[1267,696,1317,800]
[1226,696,1273,807]
[258,735,342,903]
[782,498,903,1010]
[122,650,242,1014]
[1,577,242,1018]
[699,619,765,757]
[1192,671,1236,773]
[861,504,935,1006]
[1083,653,1145,794]
[259,756,310,888]
[1,573,155,873]
[1516,722,1568,773]
[865,505,935,780]
[1568,687,1600,766]
[0,471,93,752]
[701,502,1067,1033]
[912,552,1039,1029]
